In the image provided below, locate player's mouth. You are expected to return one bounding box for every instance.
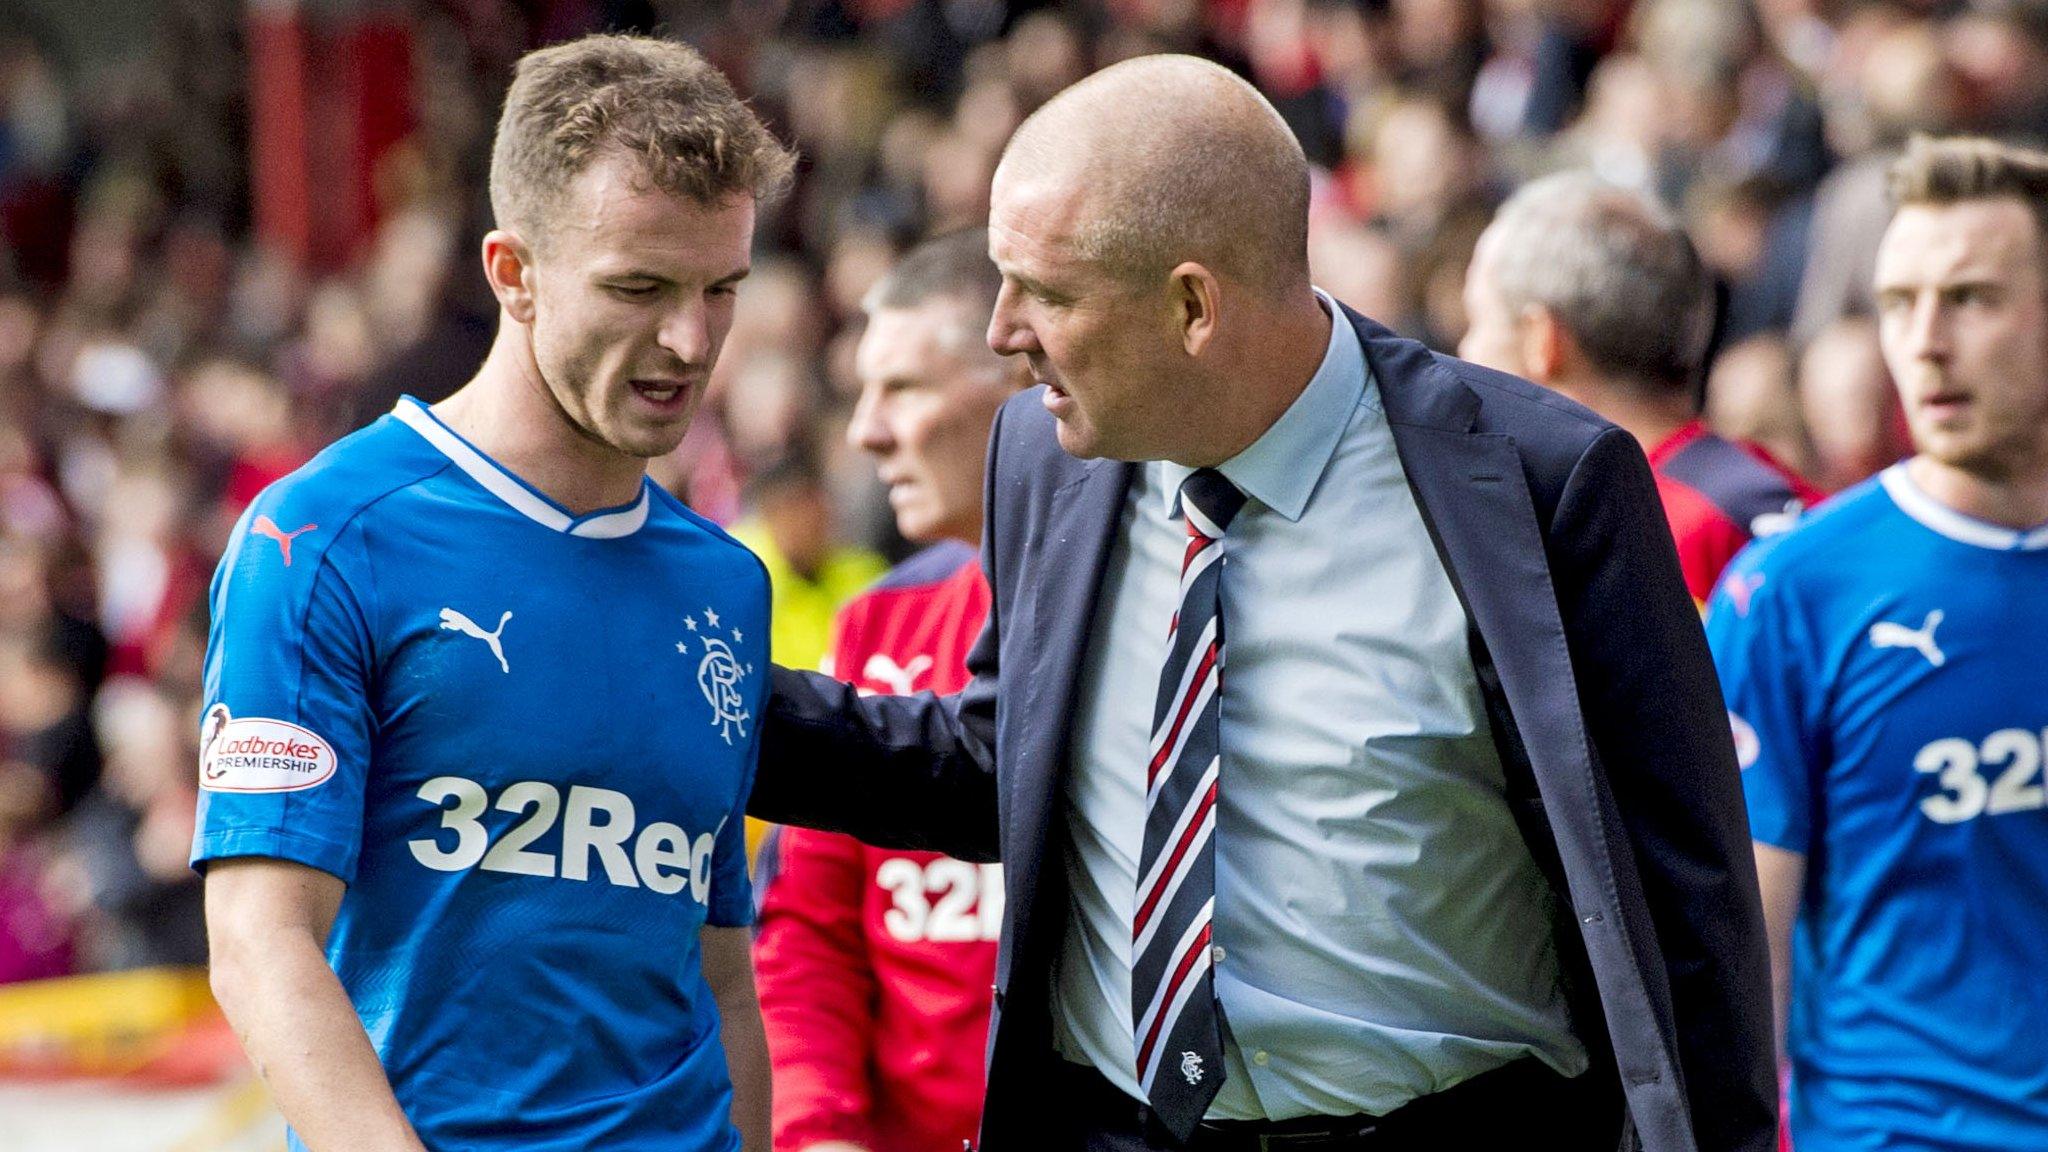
[630,378,693,413]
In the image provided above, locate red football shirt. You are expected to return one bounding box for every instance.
[754,541,997,1152]
[1647,420,1825,606]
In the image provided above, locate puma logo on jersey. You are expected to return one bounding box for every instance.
[440,608,513,673]
[251,515,318,566]
[1870,609,1946,667]
[862,653,934,695]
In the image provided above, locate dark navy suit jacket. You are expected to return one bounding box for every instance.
[750,306,1776,1152]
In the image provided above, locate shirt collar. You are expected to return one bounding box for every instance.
[1645,418,1709,470]
[392,396,652,538]
[1881,462,2048,551]
[1162,288,1368,523]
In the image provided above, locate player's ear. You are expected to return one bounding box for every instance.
[482,229,539,325]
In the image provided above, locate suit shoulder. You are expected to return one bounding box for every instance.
[986,387,1099,497]
[1354,311,1617,472]
[1451,355,1610,429]
[991,388,1080,467]
[1436,354,1616,454]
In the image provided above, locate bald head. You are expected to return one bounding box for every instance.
[998,55,1310,290]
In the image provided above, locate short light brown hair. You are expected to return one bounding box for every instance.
[1888,134,2048,256]
[489,34,795,245]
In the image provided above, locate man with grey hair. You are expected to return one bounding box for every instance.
[1462,172,1822,605]
[753,55,1773,1152]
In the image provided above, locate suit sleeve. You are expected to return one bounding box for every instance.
[747,407,1008,863]
[753,827,880,1151]
[1548,428,1778,1152]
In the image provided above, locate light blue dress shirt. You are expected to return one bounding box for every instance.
[1050,292,1587,1121]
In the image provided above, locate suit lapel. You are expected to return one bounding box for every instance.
[1356,306,1587,799]
[1008,457,1132,913]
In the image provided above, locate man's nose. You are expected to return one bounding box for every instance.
[660,297,713,364]
[987,285,1036,356]
[847,390,892,455]
[1906,295,1951,361]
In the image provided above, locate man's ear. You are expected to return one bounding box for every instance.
[1519,303,1569,383]
[1172,262,1223,358]
[482,229,538,325]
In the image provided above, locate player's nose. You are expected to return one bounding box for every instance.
[1905,294,1951,361]
[659,297,714,365]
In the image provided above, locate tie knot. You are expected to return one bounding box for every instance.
[1179,468,1247,537]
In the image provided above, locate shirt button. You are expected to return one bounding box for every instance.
[1252,1050,1270,1067]
[1211,945,1226,964]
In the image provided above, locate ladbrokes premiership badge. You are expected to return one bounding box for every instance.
[677,605,753,745]
[198,703,339,792]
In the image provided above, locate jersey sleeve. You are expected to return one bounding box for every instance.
[706,791,755,928]
[191,504,377,882]
[753,826,879,1150]
[1704,547,1821,855]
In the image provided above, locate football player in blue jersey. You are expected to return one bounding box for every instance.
[1707,134,2048,1150]
[193,35,794,1152]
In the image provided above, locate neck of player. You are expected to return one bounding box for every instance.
[1909,451,2048,531]
[435,324,653,515]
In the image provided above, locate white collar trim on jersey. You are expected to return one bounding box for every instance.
[392,397,650,539]
[1880,463,2048,551]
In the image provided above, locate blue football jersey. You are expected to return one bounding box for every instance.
[193,397,769,1151]
[1706,464,2048,1151]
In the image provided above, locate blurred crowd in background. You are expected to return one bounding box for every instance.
[1,0,2043,984]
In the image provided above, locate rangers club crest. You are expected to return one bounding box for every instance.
[1180,1051,1205,1085]
[678,606,753,745]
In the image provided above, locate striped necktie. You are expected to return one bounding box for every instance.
[1132,466,1245,1140]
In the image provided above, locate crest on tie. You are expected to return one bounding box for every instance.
[1180,1050,1205,1085]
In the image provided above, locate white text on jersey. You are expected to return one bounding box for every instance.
[876,857,1003,942]
[408,775,721,901]
[1915,728,2047,824]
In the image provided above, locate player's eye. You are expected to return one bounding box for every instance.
[609,283,660,299]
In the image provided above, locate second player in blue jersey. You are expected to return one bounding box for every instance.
[1707,136,2048,1152]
